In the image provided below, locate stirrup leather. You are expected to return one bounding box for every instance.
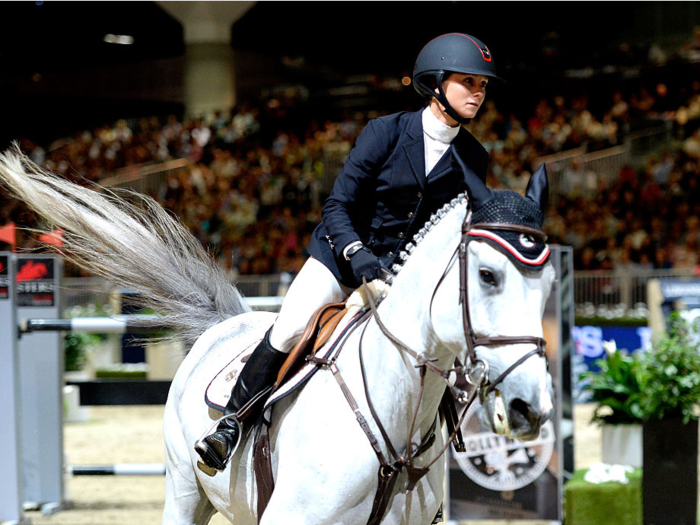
[195,414,243,471]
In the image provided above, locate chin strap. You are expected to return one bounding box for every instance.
[432,72,472,126]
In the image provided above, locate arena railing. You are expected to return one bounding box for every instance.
[99,158,189,195]
[63,267,698,325]
[61,274,289,314]
[574,267,697,319]
[537,119,675,199]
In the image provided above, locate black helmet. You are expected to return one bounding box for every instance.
[413,33,504,124]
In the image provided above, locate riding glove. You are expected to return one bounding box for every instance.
[349,247,384,286]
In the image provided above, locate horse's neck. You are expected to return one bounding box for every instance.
[359,210,462,435]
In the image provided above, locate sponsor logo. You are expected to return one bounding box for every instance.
[519,234,536,249]
[453,400,555,491]
[17,260,49,281]
[16,257,56,307]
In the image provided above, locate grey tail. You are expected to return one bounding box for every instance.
[0,145,251,343]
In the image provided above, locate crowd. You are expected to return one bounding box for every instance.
[3,76,700,280]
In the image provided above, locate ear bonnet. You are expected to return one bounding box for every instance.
[468,190,550,269]
[460,156,550,270]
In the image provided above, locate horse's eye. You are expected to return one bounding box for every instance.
[480,269,497,286]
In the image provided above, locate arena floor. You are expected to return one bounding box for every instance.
[23,404,602,525]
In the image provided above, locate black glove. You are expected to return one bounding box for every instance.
[349,247,384,286]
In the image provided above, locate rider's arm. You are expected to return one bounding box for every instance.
[321,117,396,260]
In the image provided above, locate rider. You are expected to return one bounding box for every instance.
[195,32,505,471]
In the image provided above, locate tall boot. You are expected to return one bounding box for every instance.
[195,328,287,471]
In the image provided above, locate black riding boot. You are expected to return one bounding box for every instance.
[195,329,287,471]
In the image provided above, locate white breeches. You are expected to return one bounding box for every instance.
[269,257,354,353]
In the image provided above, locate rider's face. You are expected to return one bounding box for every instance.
[432,73,488,126]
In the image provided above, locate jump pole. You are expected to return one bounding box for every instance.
[19,314,167,335]
[18,297,284,335]
[68,463,166,476]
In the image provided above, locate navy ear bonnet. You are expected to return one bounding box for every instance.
[469,190,550,270]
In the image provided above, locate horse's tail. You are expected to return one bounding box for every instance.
[0,146,251,343]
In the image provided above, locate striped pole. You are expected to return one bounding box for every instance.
[68,463,166,476]
[18,297,284,335]
[19,315,166,335]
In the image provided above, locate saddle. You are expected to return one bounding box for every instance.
[275,300,347,388]
[204,301,349,413]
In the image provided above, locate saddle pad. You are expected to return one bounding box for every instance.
[204,310,369,412]
[264,309,370,409]
[205,339,259,411]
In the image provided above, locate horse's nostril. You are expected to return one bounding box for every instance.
[509,398,533,427]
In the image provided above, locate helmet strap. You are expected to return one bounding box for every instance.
[433,72,472,126]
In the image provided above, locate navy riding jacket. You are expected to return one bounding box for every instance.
[307,110,489,288]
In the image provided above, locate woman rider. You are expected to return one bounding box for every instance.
[195,32,505,471]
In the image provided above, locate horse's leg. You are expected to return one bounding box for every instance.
[163,469,217,525]
[163,402,218,525]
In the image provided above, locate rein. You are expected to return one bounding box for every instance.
[330,210,549,525]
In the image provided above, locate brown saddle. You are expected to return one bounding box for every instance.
[274,300,348,389]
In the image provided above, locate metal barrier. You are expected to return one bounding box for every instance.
[574,267,697,315]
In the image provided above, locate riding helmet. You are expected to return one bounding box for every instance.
[413,33,504,124]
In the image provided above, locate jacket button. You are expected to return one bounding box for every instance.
[387,252,394,258]
[407,212,414,219]
[398,232,404,239]
[417,192,423,198]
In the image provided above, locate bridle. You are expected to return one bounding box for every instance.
[458,216,548,398]
[335,208,550,524]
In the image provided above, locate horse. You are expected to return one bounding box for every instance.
[0,147,556,525]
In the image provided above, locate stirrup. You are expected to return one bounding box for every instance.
[195,414,243,471]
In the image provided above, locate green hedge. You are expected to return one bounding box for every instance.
[565,468,642,525]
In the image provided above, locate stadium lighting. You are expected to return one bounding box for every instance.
[103,34,135,45]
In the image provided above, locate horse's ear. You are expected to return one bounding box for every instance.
[526,163,549,212]
[454,150,493,210]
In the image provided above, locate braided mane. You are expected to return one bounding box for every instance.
[388,192,468,281]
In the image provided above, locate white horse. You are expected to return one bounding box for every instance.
[0,149,555,525]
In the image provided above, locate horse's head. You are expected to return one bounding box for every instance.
[428,163,555,442]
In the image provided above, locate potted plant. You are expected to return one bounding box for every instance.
[579,340,645,468]
[64,331,100,377]
[636,313,700,525]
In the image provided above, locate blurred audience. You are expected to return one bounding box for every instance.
[4,76,700,279]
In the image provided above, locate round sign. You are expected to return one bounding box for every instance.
[453,399,555,491]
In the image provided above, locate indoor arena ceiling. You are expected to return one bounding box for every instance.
[0,1,643,78]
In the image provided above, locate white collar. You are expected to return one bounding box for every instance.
[422,107,460,144]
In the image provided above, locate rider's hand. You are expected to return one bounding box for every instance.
[349,247,384,286]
